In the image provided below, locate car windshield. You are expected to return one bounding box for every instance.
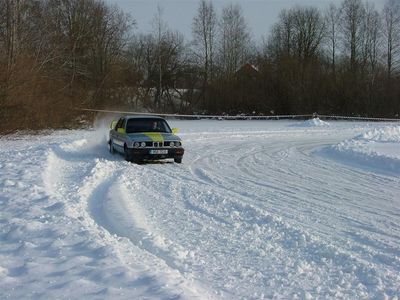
[126,118,172,133]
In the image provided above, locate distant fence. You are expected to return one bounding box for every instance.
[317,115,400,122]
[78,108,400,122]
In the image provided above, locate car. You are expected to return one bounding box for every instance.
[108,115,184,164]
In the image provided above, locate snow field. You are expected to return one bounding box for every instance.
[0,120,399,299]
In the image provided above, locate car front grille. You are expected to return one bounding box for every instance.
[141,141,181,148]
[153,141,163,148]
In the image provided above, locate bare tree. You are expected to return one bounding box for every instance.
[276,8,295,57]
[127,34,156,84]
[218,3,251,76]
[266,7,324,62]
[383,0,400,78]
[192,0,217,108]
[0,0,37,83]
[0,0,16,77]
[46,0,95,83]
[150,4,168,108]
[292,6,325,61]
[45,0,131,90]
[0,0,49,101]
[160,31,186,111]
[89,2,131,87]
[362,2,381,73]
[339,0,366,72]
[264,10,291,60]
[128,28,186,112]
[325,3,340,73]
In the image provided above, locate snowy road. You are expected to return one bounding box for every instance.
[1,120,399,299]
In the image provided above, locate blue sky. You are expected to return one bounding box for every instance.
[107,0,387,41]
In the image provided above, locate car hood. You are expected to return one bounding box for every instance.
[126,132,182,142]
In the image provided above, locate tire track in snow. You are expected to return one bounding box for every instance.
[39,125,400,299]
[139,165,379,299]
[189,132,399,245]
[147,129,400,299]
[81,163,194,273]
[43,143,216,300]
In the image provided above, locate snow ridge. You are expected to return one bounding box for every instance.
[360,126,400,142]
[291,117,330,127]
[327,126,400,175]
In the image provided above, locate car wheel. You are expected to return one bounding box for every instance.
[108,140,115,154]
[174,157,182,164]
[132,158,143,165]
[124,145,132,162]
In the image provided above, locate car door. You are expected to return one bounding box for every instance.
[109,119,118,140]
[113,117,126,152]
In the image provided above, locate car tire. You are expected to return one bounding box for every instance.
[109,140,115,154]
[132,158,143,165]
[124,145,132,162]
[174,157,182,164]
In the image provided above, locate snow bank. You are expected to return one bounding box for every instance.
[361,126,400,142]
[292,118,330,127]
[327,126,400,175]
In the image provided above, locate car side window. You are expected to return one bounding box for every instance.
[115,118,126,130]
[115,118,122,129]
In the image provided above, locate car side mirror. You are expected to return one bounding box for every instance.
[110,120,117,129]
[172,128,178,134]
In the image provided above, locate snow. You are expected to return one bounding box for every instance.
[361,126,400,142]
[291,117,330,127]
[324,126,400,176]
[1,120,399,299]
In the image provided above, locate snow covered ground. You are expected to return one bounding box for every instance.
[0,119,399,299]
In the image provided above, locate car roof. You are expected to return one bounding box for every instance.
[123,115,165,120]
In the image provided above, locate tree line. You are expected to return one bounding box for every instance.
[0,0,399,131]
[0,0,132,130]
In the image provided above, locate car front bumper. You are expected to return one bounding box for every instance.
[128,147,184,160]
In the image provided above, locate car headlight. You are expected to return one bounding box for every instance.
[169,141,175,147]
[134,142,140,148]
[141,142,146,147]
[175,141,181,147]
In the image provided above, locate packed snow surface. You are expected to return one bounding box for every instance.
[326,126,400,175]
[1,120,399,299]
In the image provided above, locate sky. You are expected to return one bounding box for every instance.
[106,0,387,41]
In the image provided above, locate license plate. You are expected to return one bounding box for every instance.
[149,149,168,155]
